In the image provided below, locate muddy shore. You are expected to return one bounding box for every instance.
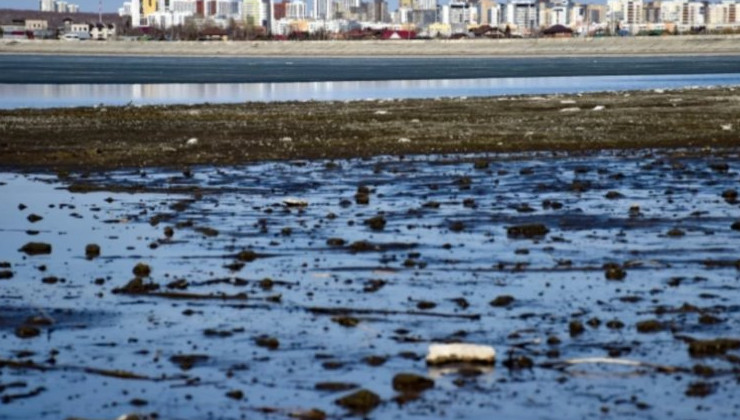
[3,36,740,57]
[1,86,739,170]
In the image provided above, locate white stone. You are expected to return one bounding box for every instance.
[398,137,412,143]
[280,137,292,142]
[283,198,308,207]
[185,138,198,146]
[374,110,388,115]
[592,105,605,111]
[560,107,581,113]
[560,99,576,104]
[426,343,496,365]
[721,124,733,131]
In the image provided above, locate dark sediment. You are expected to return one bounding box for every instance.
[1,87,740,170]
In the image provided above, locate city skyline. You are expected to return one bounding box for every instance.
[0,0,612,14]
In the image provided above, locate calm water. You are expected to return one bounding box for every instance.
[1,54,740,108]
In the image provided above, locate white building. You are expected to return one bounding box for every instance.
[287,0,307,19]
[505,0,537,32]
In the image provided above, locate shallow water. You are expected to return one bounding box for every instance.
[1,149,740,419]
[3,73,740,109]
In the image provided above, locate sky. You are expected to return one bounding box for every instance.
[0,0,118,13]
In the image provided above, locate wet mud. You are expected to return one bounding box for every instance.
[1,148,740,419]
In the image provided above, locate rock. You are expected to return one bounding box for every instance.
[113,278,159,294]
[365,215,386,230]
[666,228,685,237]
[132,263,151,277]
[27,214,43,223]
[502,355,534,369]
[473,160,489,169]
[289,409,326,420]
[721,189,737,203]
[604,191,624,200]
[374,110,388,115]
[283,198,308,207]
[315,382,359,392]
[164,226,174,238]
[225,389,244,400]
[0,270,13,280]
[560,107,581,112]
[331,316,360,327]
[685,382,714,397]
[236,250,258,262]
[326,238,346,247]
[592,105,605,111]
[15,325,41,339]
[19,242,52,256]
[604,264,626,280]
[732,221,740,231]
[490,295,515,307]
[398,137,411,143]
[569,320,585,337]
[392,373,434,393]
[85,244,101,259]
[195,227,219,237]
[636,319,663,333]
[426,343,496,365]
[606,319,625,329]
[255,336,279,350]
[335,389,381,413]
[169,354,209,370]
[449,221,465,232]
[688,338,740,357]
[506,224,549,239]
[186,137,198,146]
[416,301,436,310]
[720,124,733,131]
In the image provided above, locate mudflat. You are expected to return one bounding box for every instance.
[1,86,738,170]
[2,36,740,57]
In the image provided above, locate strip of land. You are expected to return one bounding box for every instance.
[2,36,740,57]
[1,86,738,170]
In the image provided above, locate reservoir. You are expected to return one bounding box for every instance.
[1,54,739,107]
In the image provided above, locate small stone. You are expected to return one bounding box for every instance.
[15,325,40,339]
[225,389,244,400]
[636,319,663,333]
[507,224,549,239]
[0,270,13,280]
[569,321,585,337]
[326,238,346,247]
[289,409,326,420]
[331,316,360,327]
[27,214,43,223]
[85,244,101,259]
[132,263,151,277]
[392,373,434,393]
[365,215,386,230]
[19,242,52,256]
[685,382,714,397]
[255,336,279,350]
[236,250,258,262]
[335,389,381,413]
[490,295,515,307]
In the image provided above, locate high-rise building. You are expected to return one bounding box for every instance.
[40,0,55,11]
[505,0,537,31]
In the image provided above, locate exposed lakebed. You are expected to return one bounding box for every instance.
[1,148,739,419]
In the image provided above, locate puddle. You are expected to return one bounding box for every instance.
[1,149,740,419]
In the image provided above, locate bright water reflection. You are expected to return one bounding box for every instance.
[3,72,740,109]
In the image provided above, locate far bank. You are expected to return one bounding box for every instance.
[2,35,740,57]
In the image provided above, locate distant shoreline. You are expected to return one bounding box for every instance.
[2,35,740,57]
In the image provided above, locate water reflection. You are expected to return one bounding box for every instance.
[2,73,739,109]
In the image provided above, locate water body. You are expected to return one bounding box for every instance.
[3,73,740,108]
[1,149,740,419]
[1,54,739,108]
[3,55,740,84]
